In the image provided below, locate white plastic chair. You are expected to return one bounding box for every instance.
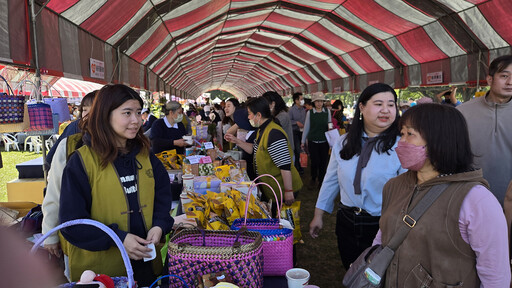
[24,136,42,153]
[1,133,20,151]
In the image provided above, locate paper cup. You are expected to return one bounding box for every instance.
[183,135,193,145]
[182,174,194,192]
[286,268,310,288]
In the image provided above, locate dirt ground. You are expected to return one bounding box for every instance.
[295,167,345,287]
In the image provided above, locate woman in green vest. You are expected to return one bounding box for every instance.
[301,92,331,188]
[225,97,302,208]
[59,84,174,286]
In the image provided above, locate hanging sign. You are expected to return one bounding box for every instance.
[90,58,105,79]
[426,71,443,84]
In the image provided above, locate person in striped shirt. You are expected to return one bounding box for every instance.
[224,97,302,210]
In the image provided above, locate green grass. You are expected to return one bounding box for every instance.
[0,149,42,201]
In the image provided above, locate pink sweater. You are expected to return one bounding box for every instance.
[373,185,511,287]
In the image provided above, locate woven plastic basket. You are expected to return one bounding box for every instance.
[30,219,135,288]
[231,174,294,276]
[168,228,263,288]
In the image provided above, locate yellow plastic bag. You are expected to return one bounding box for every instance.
[280,201,302,244]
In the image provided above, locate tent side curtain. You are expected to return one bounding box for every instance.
[0,0,31,65]
[21,2,143,89]
[120,54,145,89]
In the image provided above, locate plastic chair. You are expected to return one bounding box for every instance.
[24,136,42,153]
[1,133,20,151]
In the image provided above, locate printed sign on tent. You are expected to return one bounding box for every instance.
[426,71,443,84]
[90,58,105,79]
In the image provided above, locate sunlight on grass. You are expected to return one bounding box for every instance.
[0,150,42,202]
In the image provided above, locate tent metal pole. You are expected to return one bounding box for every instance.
[476,51,481,91]
[29,0,48,184]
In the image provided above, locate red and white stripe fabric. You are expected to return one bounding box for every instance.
[46,77,104,98]
[11,0,506,97]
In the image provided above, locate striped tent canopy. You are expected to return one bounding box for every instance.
[2,0,511,99]
[45,77,104,98]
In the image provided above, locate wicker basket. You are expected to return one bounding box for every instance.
[168,228,263,288]
[231,174,294,276]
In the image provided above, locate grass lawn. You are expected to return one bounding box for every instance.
[0,149,43,202]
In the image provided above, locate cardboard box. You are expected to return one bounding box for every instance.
[0,201,38,226]
[6,178,45,204]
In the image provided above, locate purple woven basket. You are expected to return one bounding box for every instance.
[168,228,263,288]
[27,102,54,131]
[231,175,294,276]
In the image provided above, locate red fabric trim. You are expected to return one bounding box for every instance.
[130,24,169,62]
[343,0,419,36]
[80,0,146,41]
[397,28,447,63]
[47,0,79,14]
[348,49,382,73]
[478,0,512,45]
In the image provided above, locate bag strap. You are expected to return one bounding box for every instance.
[387,183,450,250]
[0,75,14,96]
[364,183,451,281]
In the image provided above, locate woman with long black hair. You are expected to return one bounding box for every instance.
[309,83,406,269]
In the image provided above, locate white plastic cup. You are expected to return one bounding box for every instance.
[286,268,310,288]
[182,174,194,193]
[183,135,193,145]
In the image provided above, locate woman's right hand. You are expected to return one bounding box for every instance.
[123,233,152,260]
[301,143,306,151]
[224,133,238,144]
[44,243,61,257]
[309,215,323,238]
[174,139,187,147]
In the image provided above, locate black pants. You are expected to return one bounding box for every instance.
[293,130,302,171]
[307,140,329,182]
[335,205,380,270]
[131,259,157,287]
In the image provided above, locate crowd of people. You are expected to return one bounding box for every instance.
[0,54,506,287]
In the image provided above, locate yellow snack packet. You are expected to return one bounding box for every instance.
[280,201,302,244]
[214,165,235,182]
[223,196,241,225]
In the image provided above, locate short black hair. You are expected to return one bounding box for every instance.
[262,91,288,116]
[340,83,400,160]
[292,92,303,102]
[332,100,343,110]
[246,97,271,119]
[79,90,98,115]
[400,103,473,174]
[488,55,512,76]
[304,98,312,106]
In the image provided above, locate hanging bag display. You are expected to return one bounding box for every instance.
[0,75,24,124]
[18,79,55,133]
[0,78,30,133]
[41,80,71,123]
[167,226,264,288]
[30,219,135,288]
[231,174,294,276]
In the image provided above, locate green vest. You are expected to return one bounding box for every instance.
[307,110,328,141]
[65,133,82,161]
[255,121,303,202]
[63,145,155,281]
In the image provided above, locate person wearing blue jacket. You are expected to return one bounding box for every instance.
[59,84,174,286]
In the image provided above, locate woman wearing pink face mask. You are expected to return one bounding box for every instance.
[373,103,510,287]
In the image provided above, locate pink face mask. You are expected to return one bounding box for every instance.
[395,141,427,171]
